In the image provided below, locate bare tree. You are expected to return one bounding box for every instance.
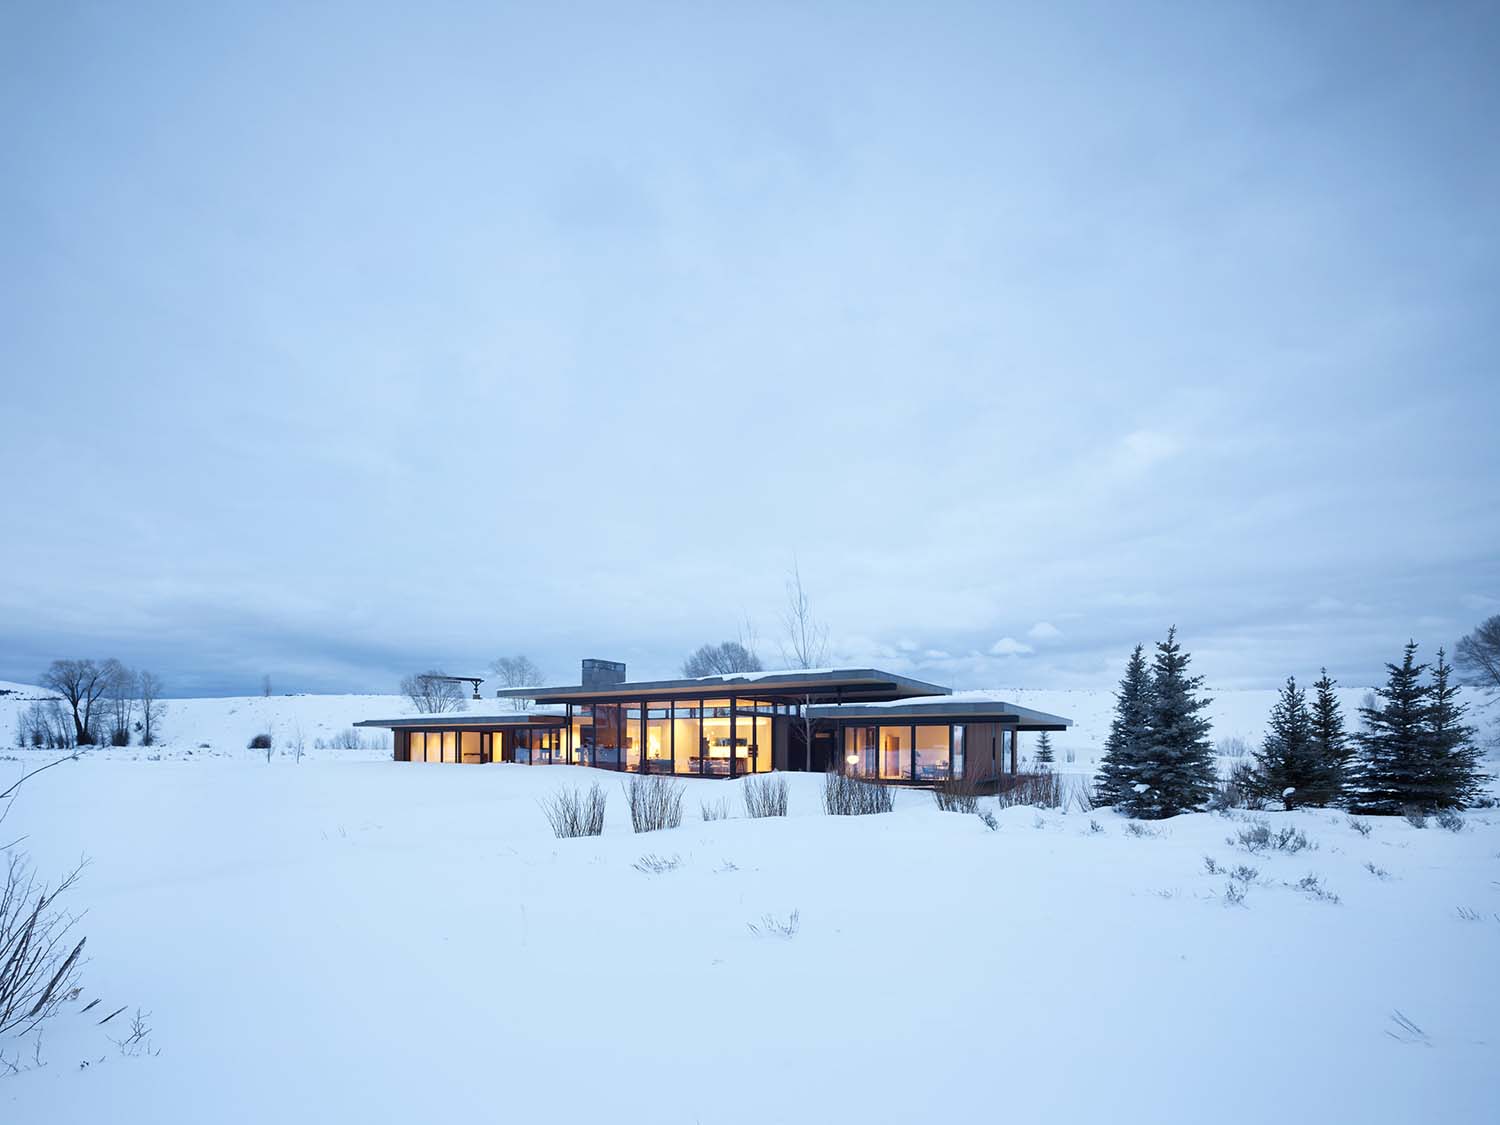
[261,674,272,698]
[38,660,116,746]
[104,660,135,746]
[779,563,831,771]
[400,671,468,714]
[1456,615,1500,699]
[137,670,165,747]
[490,655,544,711]
[681,641,763,678]
[780,562,830,671]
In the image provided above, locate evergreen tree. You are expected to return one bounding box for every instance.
[1424,648,1485,808]
[1351,641,1431,814]
[1131,627,1215,818]
[1310,668,1353,801]
[1034,731,1054,766]
[1250,676,1338,808]
[1095,644,1152,807]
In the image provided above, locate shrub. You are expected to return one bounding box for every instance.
[1402,806,1427,829]
[701,797,729,822]
[1229,864,1259,884]
[1348,817,1372,837]
[248,733,272,750]
[1203,855,1221,875]
[978,809,998,831]
[1434,808,1465,833]
[1230,821,1313,855]
[742,775,789,818]
[541,783,608,838]
[1292,873,1340,904]
[632,853,682,874]
[624,774,684,834]
[822,771,894,816]
[0,853,86,1037]
[1210,760,1264,812]
[1123,821,1160,839]
[1364,861,1391,880]
[932,774,981,814]
[746,910,800,939]
[1217,736,1250,760]
[1223,881,1247,907]
[109,728,130,747]
[993,771,1064,810]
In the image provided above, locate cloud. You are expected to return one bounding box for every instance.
[1115,429,1180,472]
[989,637,1033,656]
[1309,596,1374,615]
[1027,622,1062,641]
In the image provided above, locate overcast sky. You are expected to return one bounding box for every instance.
[2,1,1497,697]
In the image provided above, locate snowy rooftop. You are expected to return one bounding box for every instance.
[495,667,950,704]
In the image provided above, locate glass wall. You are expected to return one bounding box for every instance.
[736,703,773,773]
[644,703,673,773]
[877,725,910,780]
[700,699,735,776]
[622,703,642,773]
[844,726,877,776]
[914,725,949,780]
[673,702,702,775]
[951,725,965,779]
[460,731,482,764]
[571,706,593,767]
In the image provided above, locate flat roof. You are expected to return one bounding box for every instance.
[354,713,567,730]
[494,667,951,705]
[806,695,1071,729]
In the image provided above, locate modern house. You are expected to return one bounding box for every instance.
[358,658,1070,783]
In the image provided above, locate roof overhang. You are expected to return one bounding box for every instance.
[806,697,1071,729]
[494,668,951,706]
[354,713,567,730]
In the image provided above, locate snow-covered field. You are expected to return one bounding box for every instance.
[2,684,1497,1122]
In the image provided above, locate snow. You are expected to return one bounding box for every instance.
[1,684,1497,1121]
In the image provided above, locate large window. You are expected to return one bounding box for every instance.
[951,725,965,779]
[914,725,949,780]
[673,702,702,775]
[460,731,482,764]
[699,699,735,776]
[844,726,877,776]
[877,725,910,780]
[644,703,673,773]
[737,705,772,773]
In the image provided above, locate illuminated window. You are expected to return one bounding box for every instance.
[914,726,949,780]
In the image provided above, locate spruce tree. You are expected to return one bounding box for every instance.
[1034,731,1054,766]
[1095,644,1152,807]
[1351,641,1431,814]
[1424,647,1485,808]
[1250,676,1337,808]
[1131,627,1215,818]
[1310,668,1352,802]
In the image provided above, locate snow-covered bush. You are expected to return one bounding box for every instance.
[742,775,788,818]
[993,771,1064,810]
[822,771,893,816]
[247,733,272,751]
[1209,760,1263,812]
[1230,821,1313,854]
[701,797,729,822]
[931,774,981,813]
[540,783,608,838]
[746,910,799,939]
[1434,808,1465,832]
[624,774,683,834]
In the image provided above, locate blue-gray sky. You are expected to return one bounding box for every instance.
[2,1,1497,696]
